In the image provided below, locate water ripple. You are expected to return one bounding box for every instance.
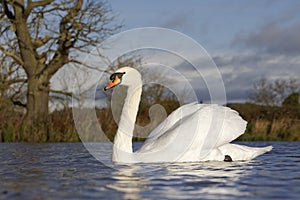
[0,142,300,199]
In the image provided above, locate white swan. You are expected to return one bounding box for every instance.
[104,67,272,163]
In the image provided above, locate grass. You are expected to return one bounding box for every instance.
[228,103,300,141]
[0,101,299,142]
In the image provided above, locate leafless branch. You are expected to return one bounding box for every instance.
[0,45,24,66]
[25,0,54,17]
[50,88,72,97]
[1,0,15,20]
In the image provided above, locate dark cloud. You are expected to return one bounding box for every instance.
[211,52,300,103]
[161,12,190,30]
[219,18,300,102]
[232,21,300,56]
[213,54,264,68]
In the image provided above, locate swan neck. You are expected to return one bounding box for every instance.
[113,85,142,156]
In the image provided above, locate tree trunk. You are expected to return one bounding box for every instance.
[27,77,49,121]
[9,2,50,141]
[22,75,50,142]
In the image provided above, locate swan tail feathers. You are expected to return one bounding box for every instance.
[214,106,248,147]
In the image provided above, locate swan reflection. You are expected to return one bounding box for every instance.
[107,165,150,200]
[108,161,254,199]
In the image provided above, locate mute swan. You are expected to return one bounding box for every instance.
[104,67,272,163]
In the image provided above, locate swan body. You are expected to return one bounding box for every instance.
[104,67,272,163]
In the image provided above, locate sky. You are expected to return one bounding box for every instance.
[106,0,300,103]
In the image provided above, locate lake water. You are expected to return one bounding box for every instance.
[0,142,299,200]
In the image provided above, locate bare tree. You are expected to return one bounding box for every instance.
[51,64,92,110]
[0,53,27,109]
[250,77,300,106]
[0,0,120,139]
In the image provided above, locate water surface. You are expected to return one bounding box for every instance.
[0,142,299,199]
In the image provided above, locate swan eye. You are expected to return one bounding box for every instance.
[104,72,126,91]
[110,72,126,81]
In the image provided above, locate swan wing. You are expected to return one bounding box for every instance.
[144,102,200,142]
[136,104,248,161]
[210,105,248,147]
[135,104,208,161]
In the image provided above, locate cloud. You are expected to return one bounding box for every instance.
[161,12,190,30]
[219,17,300,102]
[211,52,300,102]
[159,11,209,36]
[213,53,264,68]
[232,21,300,56]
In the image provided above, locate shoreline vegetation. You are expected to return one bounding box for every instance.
[0,101,299,142]
[228,103,300,141]
[0,1,299,143]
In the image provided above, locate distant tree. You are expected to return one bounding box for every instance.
[250,78,277,106]
[0,0,120,140]
[282,92,299,108]
[250,77,300,106]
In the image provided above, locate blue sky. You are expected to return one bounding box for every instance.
[107,0,300,102]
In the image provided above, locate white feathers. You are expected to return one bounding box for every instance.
[111,67,272,163]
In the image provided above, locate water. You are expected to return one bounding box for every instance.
[0,142,299,200]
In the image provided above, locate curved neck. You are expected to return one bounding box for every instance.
[113,84,142,159]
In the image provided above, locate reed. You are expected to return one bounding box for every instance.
[0,101,299,142]
[231,103,300,141]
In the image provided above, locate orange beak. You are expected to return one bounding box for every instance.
[104,76,120,91]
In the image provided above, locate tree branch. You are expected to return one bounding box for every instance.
[1,0,15,20]
[69,59,103,71]
[31,35,52,49]
[49,89,72,97]
[25,0,54,17]
[0,45,24,66]
[5,78,27,85]
[11,99,26,107]
[44,0,83,77]
[43,52,69,77]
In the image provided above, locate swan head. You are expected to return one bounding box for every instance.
[104,67,142,91]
